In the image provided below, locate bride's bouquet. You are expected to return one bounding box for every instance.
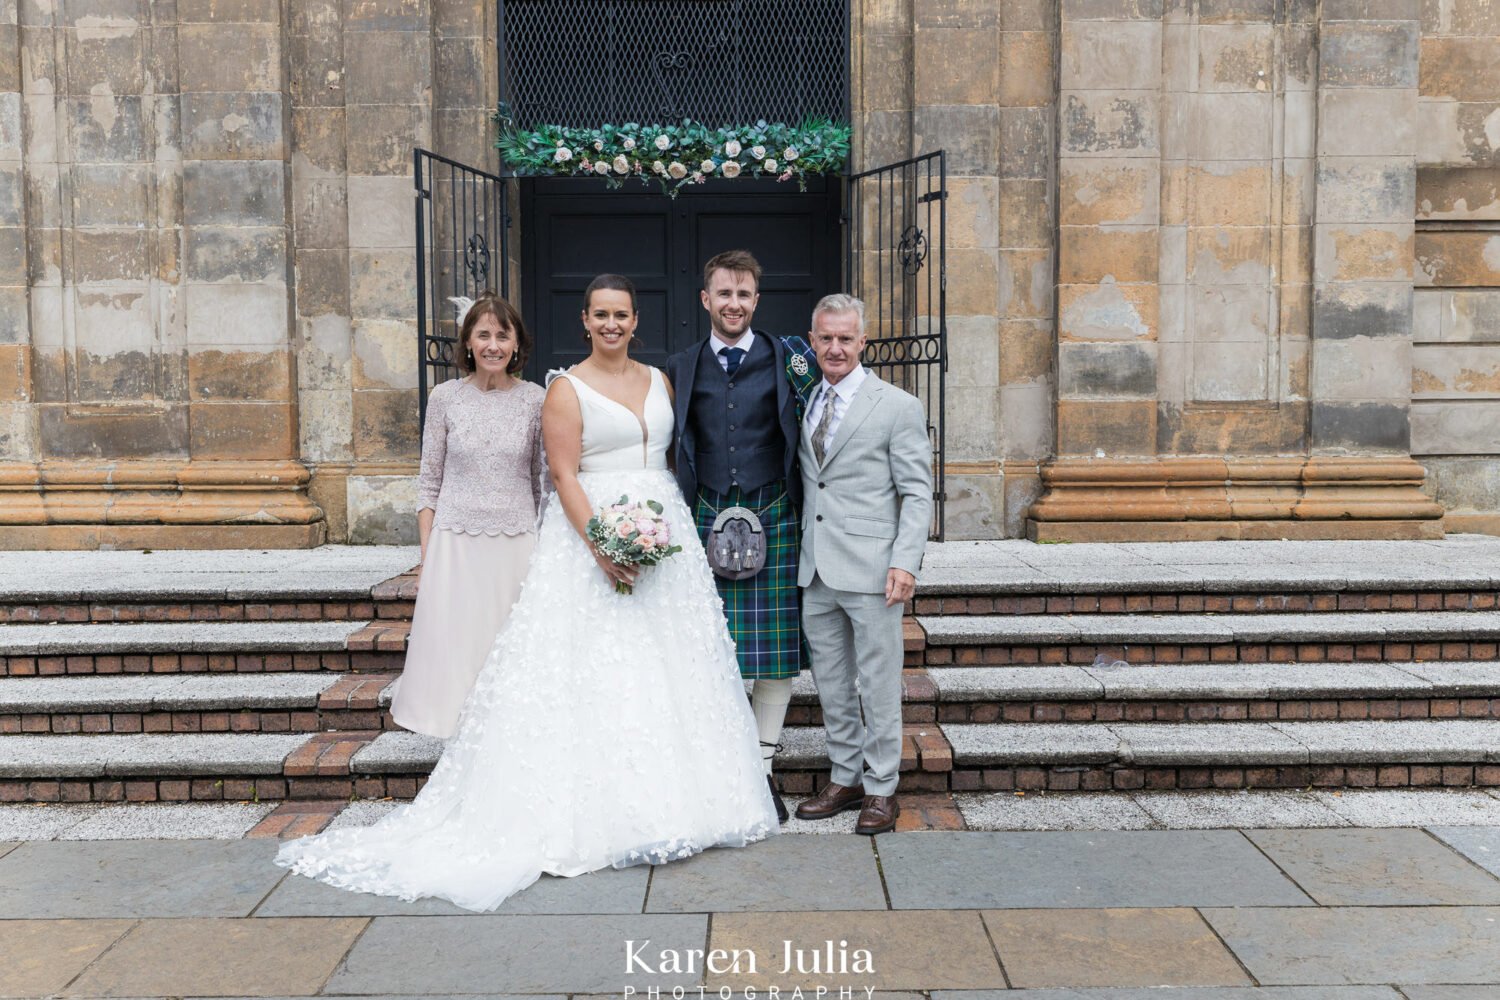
[587,496,684,594]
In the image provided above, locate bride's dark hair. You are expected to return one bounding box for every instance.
[582,273,638,313]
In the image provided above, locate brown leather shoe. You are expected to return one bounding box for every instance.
[795,781,865,820]
[855,795,900,835]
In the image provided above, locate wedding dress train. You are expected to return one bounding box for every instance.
[276,368,778,910]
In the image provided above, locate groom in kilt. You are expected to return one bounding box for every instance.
[667,250,819,823]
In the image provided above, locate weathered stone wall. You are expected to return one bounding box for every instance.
[1412,0,1500,534]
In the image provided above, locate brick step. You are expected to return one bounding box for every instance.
[0,673,398,734]
[914,588,1500,617]
[6,718,1500,803]
[912,611,1500,666]
[0,622,404,676]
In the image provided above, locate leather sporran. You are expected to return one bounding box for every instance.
[705,505,767,581]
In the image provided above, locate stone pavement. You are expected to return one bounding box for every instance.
[2,811,1499,996]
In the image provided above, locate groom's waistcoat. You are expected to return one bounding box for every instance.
[688,340,783,495]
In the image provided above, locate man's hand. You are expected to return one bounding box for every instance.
[885,567,916,608]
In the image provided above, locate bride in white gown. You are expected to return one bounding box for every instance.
[276,275,779,911]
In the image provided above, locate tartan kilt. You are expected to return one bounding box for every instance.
[693,482,805,680]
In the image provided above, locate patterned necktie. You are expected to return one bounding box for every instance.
[722,346,746,376]
[811,386,837,465]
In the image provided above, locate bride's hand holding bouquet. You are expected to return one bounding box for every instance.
[587,495,683,594]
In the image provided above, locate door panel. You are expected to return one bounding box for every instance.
[522,177,840,378]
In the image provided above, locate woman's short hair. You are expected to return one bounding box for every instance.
[583,273,638,313]
[457,292,530,376]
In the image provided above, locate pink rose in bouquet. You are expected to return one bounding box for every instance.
[586,495,684,594]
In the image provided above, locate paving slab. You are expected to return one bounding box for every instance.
[0,839,284,918]
[1132,791,1347,830]
[0,620,367,655]
[1428,826,1500,880]
[782,797,858,834]
[942,724,1120,765]
[326,914,709,994]
[260,864,649,917]
[0,673,340,713]
[877,831,1313,909]
[0,732,311,778]
[1245,828,1500,905]
[936,988,1402,998]
[707,910,1005,990]
[1271,720,1500,764]
[0,842,15,861]
[1314,789,1500,826]
[0,918,136,998]
[1203,906,1500,985]
[351,731,445,773]
[63,916,367,998]
[324,798,401,831]
[1394,660,1500,695]
[1400,989,1500,999]
[646,833,885,912]
[1115,722,1310,766]
[0,803,93,840]
[982,908,1251,988]
[956,792,1158,831]
[59,803,277,840]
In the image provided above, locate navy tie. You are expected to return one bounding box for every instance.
[722,346,746,376]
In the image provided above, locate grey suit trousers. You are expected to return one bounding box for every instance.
[802,573,904,797]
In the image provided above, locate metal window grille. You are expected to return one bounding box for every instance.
[498,0,848,127]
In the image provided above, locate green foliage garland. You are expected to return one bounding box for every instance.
[494,110,852,197]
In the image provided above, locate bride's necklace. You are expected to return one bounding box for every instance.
[590,359,632,379]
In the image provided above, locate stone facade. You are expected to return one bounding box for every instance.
[0,0,1496,544]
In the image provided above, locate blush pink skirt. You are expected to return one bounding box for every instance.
[390,527,535,738]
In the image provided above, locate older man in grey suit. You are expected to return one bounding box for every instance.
[793,294,932,835]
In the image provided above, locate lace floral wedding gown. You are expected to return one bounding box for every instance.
[276,367,778,910]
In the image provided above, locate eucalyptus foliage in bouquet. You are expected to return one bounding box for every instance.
[586,495,684,595]
[495,108,851,198]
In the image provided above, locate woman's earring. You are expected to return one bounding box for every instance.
[466,350,474,366]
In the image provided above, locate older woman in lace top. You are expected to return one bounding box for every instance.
[391,293,546,738]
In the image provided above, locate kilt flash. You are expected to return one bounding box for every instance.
[693,482,805,680]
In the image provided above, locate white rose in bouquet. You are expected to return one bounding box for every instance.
[721,161,741,178]
[593,139,604,151]
[763,158,778,173]
[751,144,766,160]
[613,154,630,174]
[724,139,742,157]
[553,147,572,163]
[655,134,671,150]
[699,158,716,174]
[622,137,636,150]
[593,160,610,175]
[783,146,799,161]
[651,160,666,175]
[667,161,687,179]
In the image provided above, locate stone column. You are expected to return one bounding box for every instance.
[912,0,1004,538]
[0,0,320,547]
[0,0,27,464]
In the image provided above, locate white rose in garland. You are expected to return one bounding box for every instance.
[667,161,687,179]
[699,158,716,174]
[553,147,572,163]
[724,139,742,158]
[593,139,604,151]
[655,134,671,150]
[783,147,799,161]
[613,154,630,175]
[622,137,636,150]
[651,160,666,175]
[721,161,741,178]
[763,158,778,173]
[593,160,610,175]
[751,145,766,160]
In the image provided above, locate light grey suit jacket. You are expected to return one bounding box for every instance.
[796,373,933,594]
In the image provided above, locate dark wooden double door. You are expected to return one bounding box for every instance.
[520,176,842,376]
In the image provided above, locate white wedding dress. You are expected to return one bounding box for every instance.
[276,367,778,910]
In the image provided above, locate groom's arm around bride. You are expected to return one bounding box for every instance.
[794,293,932,836]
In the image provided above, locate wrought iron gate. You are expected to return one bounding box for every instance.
[846,151,948,539]
[415,148,512,430]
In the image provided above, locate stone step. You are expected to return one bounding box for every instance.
[915,611,1500,666]
[0,621,404,676]
[6,714,1500,803]
[0,673,398,734]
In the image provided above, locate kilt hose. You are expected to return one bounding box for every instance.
[693,481,806,680]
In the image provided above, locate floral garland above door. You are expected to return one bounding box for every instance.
[495,110,852,197]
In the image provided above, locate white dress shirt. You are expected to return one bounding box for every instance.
[709,331,756,372]
[805,365,868,448]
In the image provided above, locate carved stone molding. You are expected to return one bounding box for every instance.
[1027,457,1447,542]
